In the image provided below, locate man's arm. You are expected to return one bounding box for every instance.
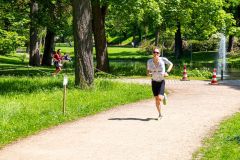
[166,63,173,73]
[164,64,173,77]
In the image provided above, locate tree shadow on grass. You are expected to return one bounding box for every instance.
[0,78,63,95]
[0,55,28,66]
[108,117,158,121]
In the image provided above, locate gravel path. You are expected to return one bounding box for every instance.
[0,79,240,160]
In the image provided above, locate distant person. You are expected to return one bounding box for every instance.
[147,48,173,120]
[52,51,62,76]
[131,41,135,47]
[61,53,72,66]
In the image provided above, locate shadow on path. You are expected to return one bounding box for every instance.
[108,117,158,121]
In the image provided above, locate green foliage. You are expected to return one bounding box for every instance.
[0,29,26,55]
[139,40,156,54]
[188,68,212,79]
[106,0,163,43]
[170,65,212,79]
[189,40,218,52]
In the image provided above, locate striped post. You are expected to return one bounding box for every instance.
[210,68,218,85]
[181,65,189,81]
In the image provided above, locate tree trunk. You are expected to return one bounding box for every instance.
[29,0,39,66]
[227,35,234,52]
[122,32,127,39]
[92,1,109,72]
[61,36,65,43]
[42,29,55,66]
[175,21,183,59]
[138,28,142,43]
[72,0,94,88]
[236,5,240,27]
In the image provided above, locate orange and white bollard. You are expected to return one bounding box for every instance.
[210,68,218,85]
[181,65,189,81]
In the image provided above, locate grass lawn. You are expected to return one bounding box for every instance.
[0,76,152,148]
[193,113,240,160]
[55,46,151,61]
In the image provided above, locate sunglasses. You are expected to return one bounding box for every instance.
[153,52,159,54]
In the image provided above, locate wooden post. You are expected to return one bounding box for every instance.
[63,85,66,115]
[62,75,68,115]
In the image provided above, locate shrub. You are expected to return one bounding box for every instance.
[189,40,218,52]
[0,29,26,55]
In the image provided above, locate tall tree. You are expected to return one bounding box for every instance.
[42,28,54,66]
[175,21,182,58]
[162,0,192,58]
[29,0,40,66]
[92,0,109,72]
[72,0,94,88]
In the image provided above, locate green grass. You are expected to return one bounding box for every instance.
[0,54,28,67]
[107,46,150,61]
[0,76,152,148]
[55,46,151,61]
[193,113,240,160]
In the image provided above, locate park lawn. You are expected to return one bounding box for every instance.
[0,76,152,148]
[193,113,240,160]
[55,46,151,61]
[0,54,27,67]
[107,46,150,60]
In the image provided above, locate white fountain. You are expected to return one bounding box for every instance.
[216,33,227,80]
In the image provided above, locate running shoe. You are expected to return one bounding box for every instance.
[157,113,162,120]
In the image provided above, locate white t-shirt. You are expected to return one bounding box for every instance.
[147,57,172,81]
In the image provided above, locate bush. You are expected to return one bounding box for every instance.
[0,29,26,55]
[188,68,212,78]
[189,39,218,52]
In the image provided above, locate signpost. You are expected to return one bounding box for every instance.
[63,75,68,115]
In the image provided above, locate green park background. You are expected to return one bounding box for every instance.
[1,0,240,159]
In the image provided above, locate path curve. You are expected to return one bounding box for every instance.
[0,79,240,160]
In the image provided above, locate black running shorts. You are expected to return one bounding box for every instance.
[151,80,165,96]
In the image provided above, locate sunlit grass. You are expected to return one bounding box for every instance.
[0,76,152,148]
[193,113,240,160]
